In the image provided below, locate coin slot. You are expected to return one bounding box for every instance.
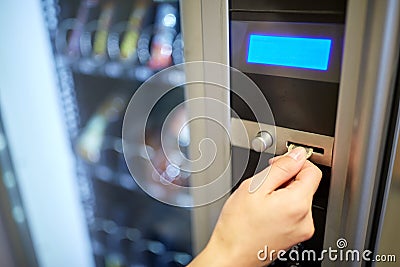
[286,141,325,155]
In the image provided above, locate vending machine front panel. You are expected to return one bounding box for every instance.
[229,1,347,266]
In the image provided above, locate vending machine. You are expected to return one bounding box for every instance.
[181,0,400,266]
[0,0,399,267]
[1,0,191,267]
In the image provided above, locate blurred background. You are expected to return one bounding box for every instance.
[0,0,192,266]
[0,1,399,267]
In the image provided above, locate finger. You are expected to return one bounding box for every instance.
[286,160,322,197]
[268,153,287,165]
[249,147,308,194]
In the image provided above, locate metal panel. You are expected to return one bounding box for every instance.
[231,118,334,166]
[180,0,231,254]
[324,0,400,266]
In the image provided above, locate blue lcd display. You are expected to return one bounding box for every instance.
[247,35,332,71]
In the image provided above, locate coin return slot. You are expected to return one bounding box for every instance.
[286,141,325,155]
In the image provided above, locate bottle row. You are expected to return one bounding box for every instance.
[74,92,192,205]
[55,1,183,79]
[90,217,192,267]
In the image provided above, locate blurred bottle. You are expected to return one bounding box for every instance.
[148,3,178,70]
[128,239,166,266]
[104,239,125,267]
[104,227,129,267]
[75,93,127,163]
[128,241,149,266]
[155,252,192,267]
[93,0,117,59]
[172,33,184,64]
[120,0,150,61]
[67,0,100,57]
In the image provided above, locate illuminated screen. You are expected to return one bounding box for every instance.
[247,35,332,71]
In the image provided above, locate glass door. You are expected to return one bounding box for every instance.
[0,0,192,266]
[44,0,191,266]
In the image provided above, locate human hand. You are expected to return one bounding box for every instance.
[188,147,322,267]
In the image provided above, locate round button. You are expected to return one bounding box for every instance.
[251,131,273,153]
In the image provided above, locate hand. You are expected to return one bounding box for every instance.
[188,147,322,267]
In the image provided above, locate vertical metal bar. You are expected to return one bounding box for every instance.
[324,0,400,266]
[323,0,368,257]
[180,0,231,254]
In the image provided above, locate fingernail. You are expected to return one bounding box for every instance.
[288,147,307,161]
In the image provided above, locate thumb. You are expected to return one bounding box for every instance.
[249,147,308,193]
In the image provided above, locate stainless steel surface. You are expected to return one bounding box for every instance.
[324,0,400,266]
[231,118,334,166]
[251,131,273,153]
[323,0,368,260]
[180,0,231,254]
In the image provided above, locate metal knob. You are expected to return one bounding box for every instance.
[251,131,273,152]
